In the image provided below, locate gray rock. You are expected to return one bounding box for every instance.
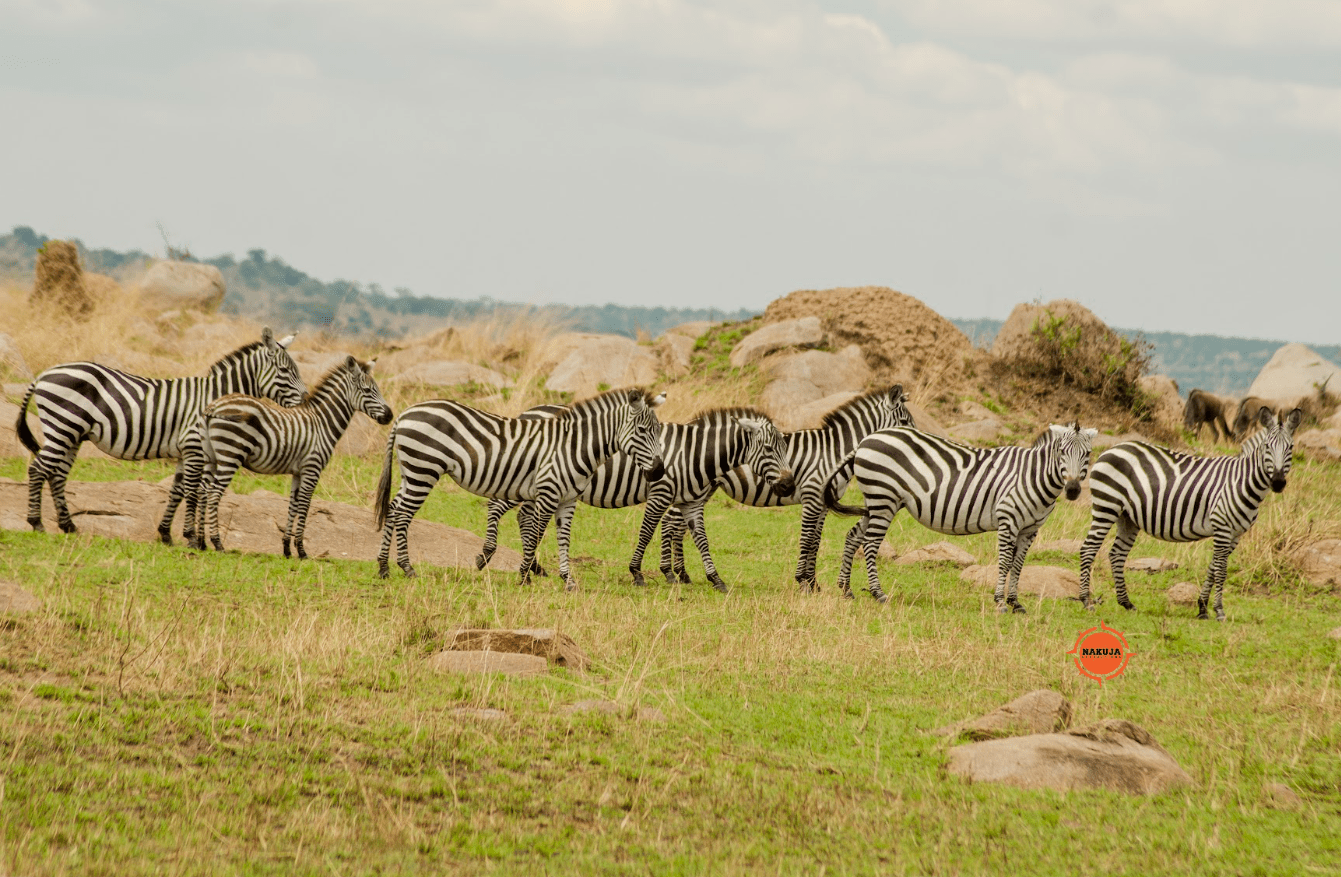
[137,260,226,313]
[948,418,1007,443]
[448,628,589,671]
[904,403,949,438]
[451,707,508,721]
[428,651,548,676]
[960,564,1079,599]
[654,333,696,378]
[0,580,41,614]
[1167,582,1200,605]
[889,541,977,567]
[1294,428,1341,461]
[946,719,1193,794]
[545,334,659,397]
[1127,557,1179,573]
[759,346,871,420]
[1248,343,1341,402]
[662,321,714,340]
[1138,374,1183,430]
[392,360,509,389]
[1264,782,1302,810]
[729,316,824,368]
[560,699,621,716]
[0,333,32,381]
[1289,539,1341,587]
[935,690,1073,740]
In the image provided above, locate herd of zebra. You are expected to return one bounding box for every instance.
[11,329,1306,621]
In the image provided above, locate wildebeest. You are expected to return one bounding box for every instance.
[1182,389,1235,442]
[1232,397,1273,441]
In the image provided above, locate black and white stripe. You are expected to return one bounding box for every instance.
[479,408,795,591]
[374,387,666,587]
[15,328,305,539]
[825,423,1096,607]
[1079,407,1301,621]
[659,385,913,590]
[185,356,393,558]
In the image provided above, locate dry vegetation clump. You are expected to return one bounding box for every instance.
[29,239,94,319]
[763,286,973,399]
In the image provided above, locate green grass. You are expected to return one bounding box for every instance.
[2,453,1340,875]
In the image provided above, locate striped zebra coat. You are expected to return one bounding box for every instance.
[479,408,794,591]
[185,357,393,559]
[658,385,913,590]
[15,328,305,539]
[825,423,1096,607]
[374,388,666,587]
[1079,406,1302,621]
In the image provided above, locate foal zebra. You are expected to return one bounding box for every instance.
[374,388,666,587]
[659,385,913,590]
[479,408,795,591]
[1079,406,1302,621]
[186,357,393,558]
[826,423,1096,608]
[15,328,305,538]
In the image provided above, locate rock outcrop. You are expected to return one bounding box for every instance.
[137,261,227,313]
[543,334,659,397]
[1289,539,1341,588]
[934,690,1073,740]
[759,346,871,418]
[30,240,93,317]
[729,317,824,368]
[1248,344,1341,403]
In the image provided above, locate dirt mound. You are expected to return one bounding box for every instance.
[30,240,93,318]
[763,287,971,393]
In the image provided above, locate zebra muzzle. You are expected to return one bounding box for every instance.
[1065,480,1081,501]
[645,458,666,482]
[772,471,796,497]
[1271,477,1287,493]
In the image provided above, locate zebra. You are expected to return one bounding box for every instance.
[658,385,914,590]
[1078,406,1302,621]
[374,387,666,587]
[824,423,1096,608]
[478,408,796,592]
[14,328,306,539]
[185,356,394,558]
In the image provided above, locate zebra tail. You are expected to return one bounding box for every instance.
[374,430,396,531]
[15,382,40,456]
[822,450,864,517]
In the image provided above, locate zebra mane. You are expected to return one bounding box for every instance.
[820,386,904,430]
[209,340,266,373]
[1031,422,1079,449]
[559,386,656,419]
[690,406,773,427]
[304,356,360,401]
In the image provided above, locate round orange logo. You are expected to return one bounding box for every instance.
[1067,622,1134,683]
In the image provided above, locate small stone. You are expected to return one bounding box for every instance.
[560,699,621,716]
[892,541,977,568]
[1127,557,1179,573]
[427,651,548,676]
[451,707,508,721]
[960,564,1078,599]
[637,707,667,723]
[1328,626,1341,641]
[448,628,589,671]
[1264,782,1302,810]
[1167,582,1200,605]
[0,581,41,614]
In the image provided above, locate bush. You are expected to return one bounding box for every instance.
[1027,308,1153,413]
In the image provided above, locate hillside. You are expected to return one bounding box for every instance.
[3,226,1336,396]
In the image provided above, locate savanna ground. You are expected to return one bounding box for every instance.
[1,443,1339,876]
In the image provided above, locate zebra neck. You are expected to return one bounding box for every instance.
[822,407,883,455]
[1025,443,1067,495]
[307,379,357,438]
[206,351,259,397]
[553,411,620,475]
[1233,454,1274,505]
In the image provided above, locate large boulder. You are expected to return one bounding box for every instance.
[758,346,871,418]
[934,690,1073,740]
[1137,374,1182,430]
[728,317,824,368]
[1248,344,1341,402]
[763,287,971,388]
[960,564,1079,599]
[543,334,659,397]
[1294,428,1341,461]
[0,478,521,571]
[992,299,1146,401]
[948,417,1008,444]
[391,360,509,389]
[653,333,696,377]
[29,240,93,318]
[946,719,1193,794]
[0,333,32,381]
[137,260,227,313]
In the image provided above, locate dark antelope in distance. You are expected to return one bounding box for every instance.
[1183,389,1236,442]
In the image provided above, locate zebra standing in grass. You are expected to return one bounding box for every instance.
[185,356,394,558]
[374,388,666,588]
[658,386,914,590]
[479,408,795,592]
[1079,407,1302,621]
[825,423,1096,608]
[15,328,305,539]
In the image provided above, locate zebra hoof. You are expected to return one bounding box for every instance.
[59,520,77,534]
[630,570,648,587]
[295,543,307,560]
[563,576,579,593]
[869,589,889,604]
[1215,611,1226,623]
[1010,602,1027,615]
[377,563,390,579]
[709,576,729,594]
[474,554,488,570]
[401,564,417,578]
[158,529,173,546]
[282,540,292,558]
[995,601,1010,614]
[659,566,676,582]
[532,563,548,578]
[678,572,692,584]
[28,519,45,533]
[1118,599,1136,611]
[841,589,855,601]
[210,538,224,552]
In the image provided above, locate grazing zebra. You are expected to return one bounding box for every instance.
[659,385,914,590]
[479,408,795,591]
[15,328,305,539]
[825,423,1096,608]
[1079,407,1302,621]
[374,388,666,587]
[185,356,393,558]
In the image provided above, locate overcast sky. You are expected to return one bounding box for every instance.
[3,0,1339,343]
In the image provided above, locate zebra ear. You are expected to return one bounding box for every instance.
[648,391,667,409]
[736,416,764,436]
[1284,407,1303,432]
[277,332,297,349]
[1258,406,1277,429]
[1083,428,1098,440]
[364,357,377,374]
[262,327,275,347]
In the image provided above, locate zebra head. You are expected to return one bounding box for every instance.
[256,327,308,407]
[614,388,666,482]
[1253,406,1303,493]
[352,358,395,425]
[882,384,914,429]
[735,415,796,497]
[1041,422,1097,501]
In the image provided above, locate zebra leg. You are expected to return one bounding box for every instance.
[519,502,548,577]
[1200,533,1239,622]
[553,501,577,590]
[680,503,729,593]
[157,463,186,546]
[377,479,436,579]
[477,498,518,570]
[795,497,828,593]
[665,508,693,584]
[993,521,1020,613]
[1109,515,1140,611]
[836,517,867,599]
[516,494,558,588]
[857,505,896,603]
[1004,527,1039,614]
[204,462,241,552]
[46,458,79,534]
[26,455,53,532]
[284,467,322,560]
[658,507,684,582]
[1078,511,1116,610]
[629,491,675,587]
